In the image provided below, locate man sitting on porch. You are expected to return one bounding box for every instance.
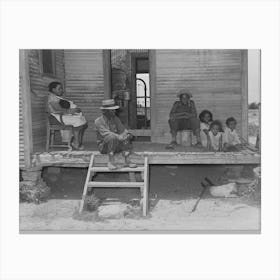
[95,99,137,170]
[166,89,202,149]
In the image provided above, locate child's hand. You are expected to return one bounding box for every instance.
[203,129,209,135]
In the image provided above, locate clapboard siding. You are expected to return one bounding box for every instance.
[29,50,65,151]
[152,49,244,143]
[64,50,104,141]
[19,74,25,168]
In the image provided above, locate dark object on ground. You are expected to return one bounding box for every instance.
[85,194,101,212]
[205,177,215,187]
[191,177,214,213]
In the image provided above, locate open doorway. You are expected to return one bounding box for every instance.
[130,53,151,140]
[110,50,151,141]
[136,73,150,129]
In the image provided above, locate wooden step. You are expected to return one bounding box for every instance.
[90,166,144,172]
[87,182,144,188]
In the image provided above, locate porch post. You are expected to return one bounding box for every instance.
[241,50,248,141]
[19,49,33,167]
[149,50,157,143]
[102,50,111,99]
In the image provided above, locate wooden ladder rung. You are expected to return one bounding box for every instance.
[87,181,144,188]
[90,166,144,173]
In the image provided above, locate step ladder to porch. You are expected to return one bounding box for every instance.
[79,154,149,216]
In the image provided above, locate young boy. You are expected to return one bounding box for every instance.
[207,120,223,151]
[223,117,242,151]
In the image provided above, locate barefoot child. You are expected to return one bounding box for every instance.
[223,117,242,151]
[199,110,213,147]
[207,120,223,151]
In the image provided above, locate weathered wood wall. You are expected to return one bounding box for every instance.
[19,73,25,168]
[28,50,65,151]
[151,49,247,143]
[64,50,105,142]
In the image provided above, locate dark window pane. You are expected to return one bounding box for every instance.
[42,50,54,74]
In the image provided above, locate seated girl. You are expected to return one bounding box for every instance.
[223,117,242,151]
[207,120,223,151]
[199,110,213,147]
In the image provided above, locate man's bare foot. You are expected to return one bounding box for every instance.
[107,162,118,170]
[78,144,85,150]
[194,142,202,148]
[165,141,177,149]
[124,162,137,168]
[71,142,80,150]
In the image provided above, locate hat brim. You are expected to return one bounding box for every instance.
[100,105,120,110]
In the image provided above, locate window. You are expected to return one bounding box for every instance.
[40,50,56,76]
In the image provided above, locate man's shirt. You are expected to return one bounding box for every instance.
[95,115,126,144]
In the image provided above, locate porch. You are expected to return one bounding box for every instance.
[32,142,260,167]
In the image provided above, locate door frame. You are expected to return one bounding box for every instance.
[130,52,149,129]
[149,50,156,142]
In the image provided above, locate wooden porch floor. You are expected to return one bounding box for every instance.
[32,142,261,167]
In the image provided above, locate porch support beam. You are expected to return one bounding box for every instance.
[241,50,248,140]
[102,50,111,99]
[20,49,33,167]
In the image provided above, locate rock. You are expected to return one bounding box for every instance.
[253,166,261,178]
[98,203,129,219]
[209,182,238,198]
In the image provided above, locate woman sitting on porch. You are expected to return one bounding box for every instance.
[47,81,88,150]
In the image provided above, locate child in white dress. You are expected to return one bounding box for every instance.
[199,110,213,147]
[223,117,242,151]
[208,120,223,151]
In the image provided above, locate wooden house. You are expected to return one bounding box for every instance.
[19,49,259,169]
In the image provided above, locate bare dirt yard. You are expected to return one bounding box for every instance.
[19,165,260,232]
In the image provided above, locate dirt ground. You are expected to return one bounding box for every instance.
[19,165,260,232]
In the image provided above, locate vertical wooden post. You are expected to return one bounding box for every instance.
[149,50,157,143]
[103,50,111,99]
[143,157,149,216]
[20,50,33,167]
[258,51,261,152]
[241,50,248,141]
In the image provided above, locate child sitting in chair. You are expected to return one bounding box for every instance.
[199,110,213,148]
[207,120,223,151]
[223,117,242,151]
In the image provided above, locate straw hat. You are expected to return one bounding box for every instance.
[100,99,119,110]
[177,88,192,98]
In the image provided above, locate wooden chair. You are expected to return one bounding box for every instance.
[46,113,74,151]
